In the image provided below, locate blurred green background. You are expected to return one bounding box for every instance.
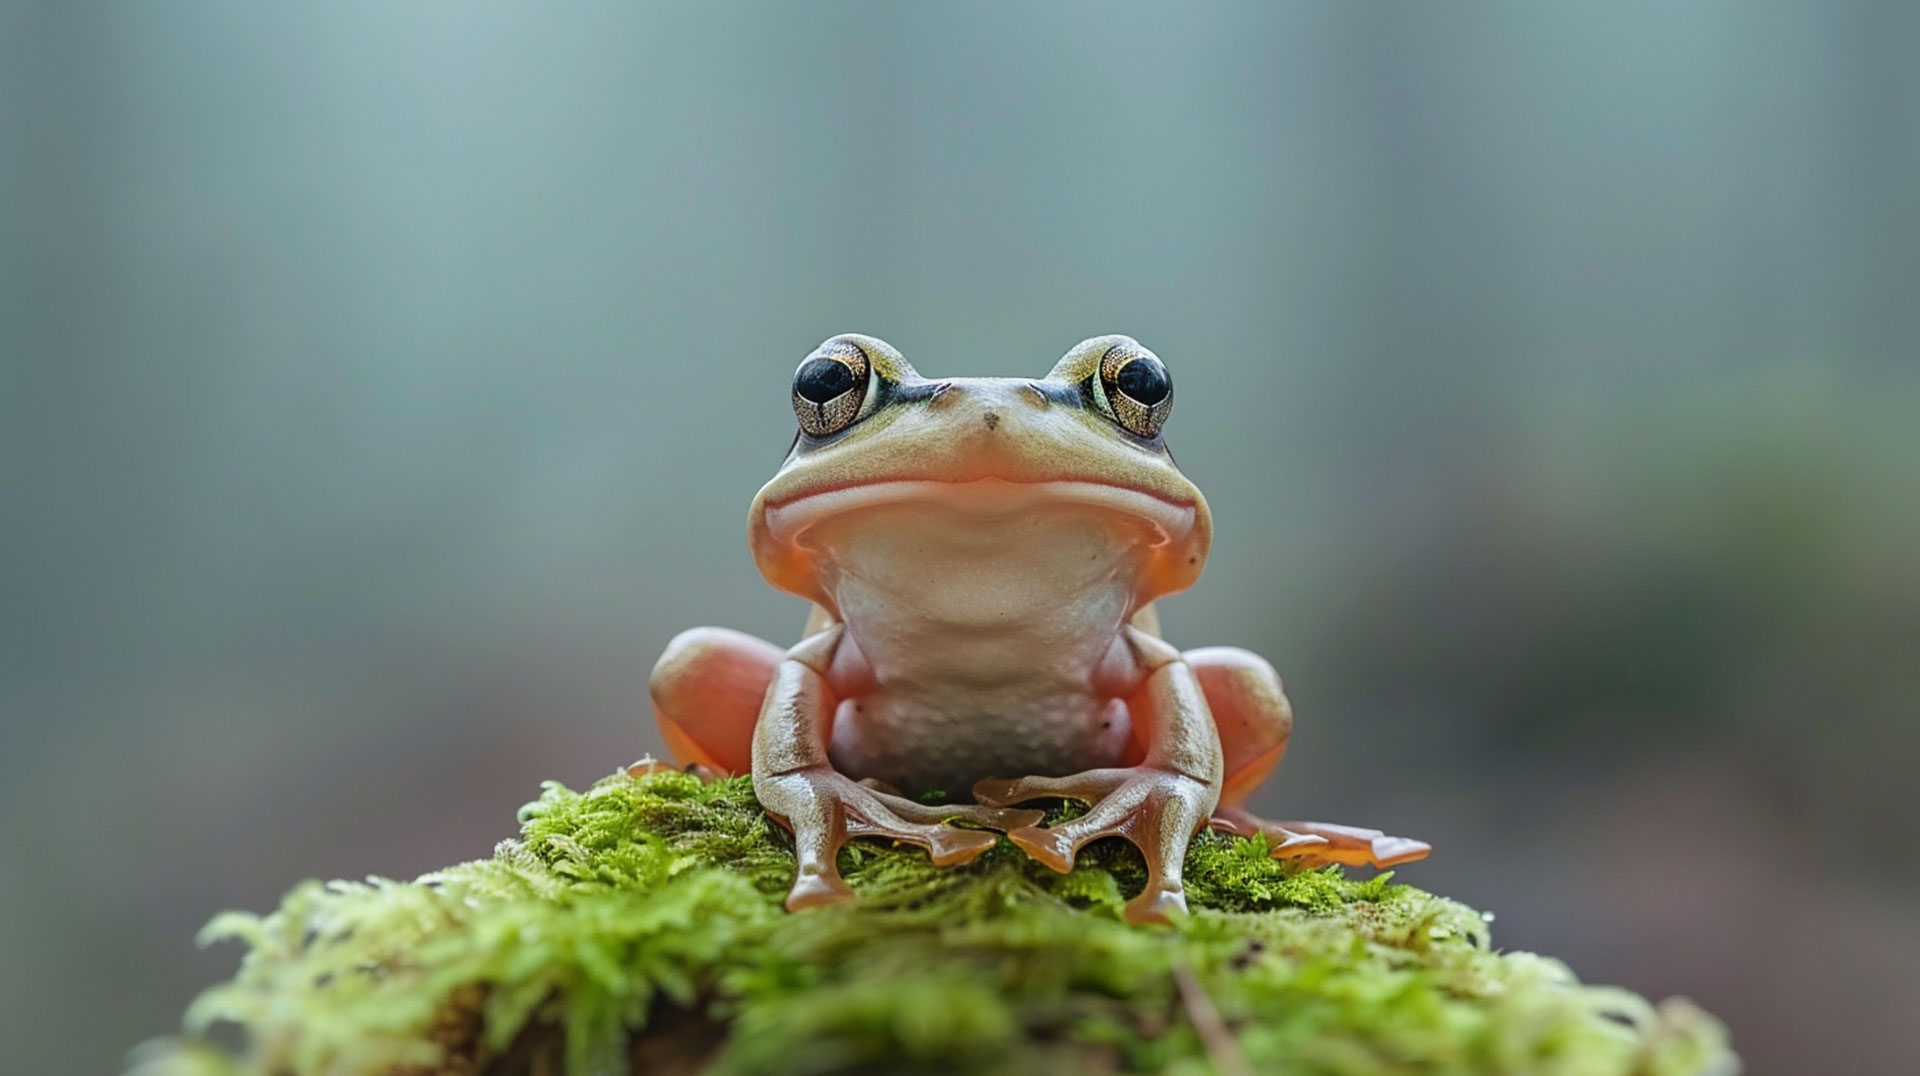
[4,3,1917,1073]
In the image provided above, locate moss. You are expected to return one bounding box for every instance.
[131,769,1736,1076]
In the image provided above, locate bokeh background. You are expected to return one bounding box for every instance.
[5,3,1918,1073]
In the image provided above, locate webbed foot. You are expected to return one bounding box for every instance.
[1210,805,1431,868]
[758,767,1045,911]
[974,767,1215,925]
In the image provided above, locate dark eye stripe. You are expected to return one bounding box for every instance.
[885,380,946,404]
[1029,380,1086,408]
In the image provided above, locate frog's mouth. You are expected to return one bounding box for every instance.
[764,478,1197,548]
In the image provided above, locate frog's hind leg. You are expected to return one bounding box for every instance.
[648,627,783,775]
[1188,646,1431,868]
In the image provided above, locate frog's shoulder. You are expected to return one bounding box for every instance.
[802,603,838,638]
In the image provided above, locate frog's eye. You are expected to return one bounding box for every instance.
[791,340,876,437]
[1092,344,1173,438]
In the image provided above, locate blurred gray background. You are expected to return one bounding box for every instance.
[4,3,1918,1073]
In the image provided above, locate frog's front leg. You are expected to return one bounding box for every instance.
[974,628,1223,925]
[754,625,1045,911]
[1188,646,1431,869]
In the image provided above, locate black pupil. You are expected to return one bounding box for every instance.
[795,358,857,403]
[1115,358,1169,405]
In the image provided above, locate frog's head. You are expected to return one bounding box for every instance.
[748,334,1212,611]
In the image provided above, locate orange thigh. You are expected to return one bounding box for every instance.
[1184,646,1293,808]
[649,627,783,775]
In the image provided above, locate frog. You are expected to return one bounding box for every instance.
[647,334,1429,924]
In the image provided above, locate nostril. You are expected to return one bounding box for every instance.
[926,381,955,406]
[1019,382,1051,407]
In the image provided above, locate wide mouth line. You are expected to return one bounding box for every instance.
[764,478,1196,544]
[763,476,1194,511]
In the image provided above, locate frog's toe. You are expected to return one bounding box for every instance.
[929,803,1047,834]
[1123,883,1189,926]
[841,795,1003,868]
[1211,808,1431,868]
[1276,832,1332,855]
[972,769,1130,807]
[762,766,1023,911]
[969,805,1048,832]
[1005,824,1078,872]
[863,790,1044,833]
[1210,808,1329,856]
[921,826,999,867]
[1364,834,1433,867]
[786,866,857,912]
[1282,823,1431,868]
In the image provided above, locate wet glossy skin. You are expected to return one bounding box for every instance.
[649,334,1429,924]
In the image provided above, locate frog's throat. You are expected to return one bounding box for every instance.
[763,478,1197,547]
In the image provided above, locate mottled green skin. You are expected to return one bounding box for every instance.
[134,770,1735,1076]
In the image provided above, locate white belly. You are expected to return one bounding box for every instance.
[808,501,1152,795]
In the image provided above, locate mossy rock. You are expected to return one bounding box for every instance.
[131,769,1736,1076]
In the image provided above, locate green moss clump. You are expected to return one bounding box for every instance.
[131,770,1736,1075]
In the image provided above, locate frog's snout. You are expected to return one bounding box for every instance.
[924,377,1053,419]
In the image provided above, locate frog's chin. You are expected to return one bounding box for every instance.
[763,478,1196,548]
